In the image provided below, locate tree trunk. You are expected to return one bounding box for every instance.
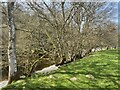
[7,2,17,84]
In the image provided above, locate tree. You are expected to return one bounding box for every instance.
[25,1,117,67]
[7,1,17,84]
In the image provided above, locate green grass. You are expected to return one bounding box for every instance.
[2,49,120,90]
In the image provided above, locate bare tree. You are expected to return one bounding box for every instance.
[2,1,116,77]
[7,1,17,84]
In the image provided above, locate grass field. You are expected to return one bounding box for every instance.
[2,49,119,90]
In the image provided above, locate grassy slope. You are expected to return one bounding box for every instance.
[2,49,120,89]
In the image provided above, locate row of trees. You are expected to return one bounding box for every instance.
[1,1,118,83]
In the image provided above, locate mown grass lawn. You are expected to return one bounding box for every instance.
[2,49,120,90]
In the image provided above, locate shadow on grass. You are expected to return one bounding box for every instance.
[54,50,119,88]
[2,49,119,89]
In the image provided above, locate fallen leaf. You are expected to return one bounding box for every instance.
[70,77,77,81]
[85,74,94,79]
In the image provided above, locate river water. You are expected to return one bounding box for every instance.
[0,80,8,89]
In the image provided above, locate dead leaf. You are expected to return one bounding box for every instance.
[70,77,77,81]
[85,74,94,79]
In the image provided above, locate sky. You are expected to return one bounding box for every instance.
[1,0,120,2]
[0,0,119,24]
